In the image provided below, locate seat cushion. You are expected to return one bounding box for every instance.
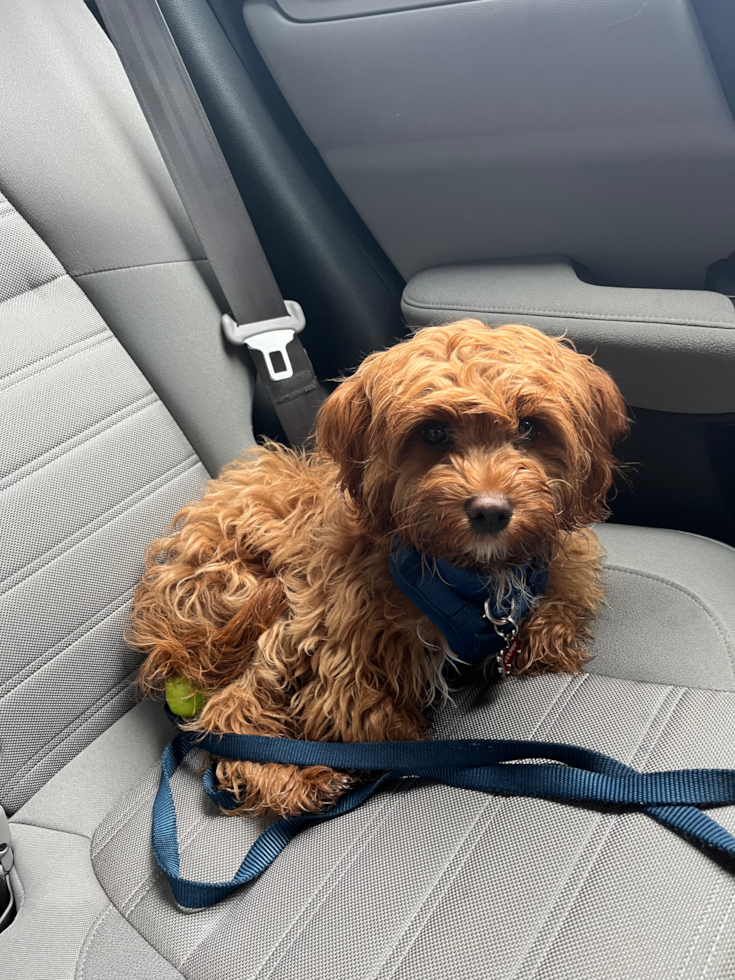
[79,524,735,980]
[88,674,735,980]
[590,524,735,690]
[3,700,181,980]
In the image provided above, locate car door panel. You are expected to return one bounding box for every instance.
[243,0,735,289]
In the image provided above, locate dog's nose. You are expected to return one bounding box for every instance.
[465,494,513,534]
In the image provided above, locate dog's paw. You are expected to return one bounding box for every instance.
[514,610,591,674]
[214,759,356,818]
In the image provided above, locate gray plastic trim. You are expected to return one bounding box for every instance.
[271,0,476,22]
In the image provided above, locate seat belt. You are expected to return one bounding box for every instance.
[93,0,325,446]
[153,720,735,908]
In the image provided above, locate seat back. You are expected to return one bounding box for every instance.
[0,0,256,811]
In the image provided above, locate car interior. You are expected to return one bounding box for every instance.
[2,0,735,976]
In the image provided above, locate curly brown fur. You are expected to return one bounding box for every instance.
[129,321,628,817]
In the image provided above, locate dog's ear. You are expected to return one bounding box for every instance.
[569,360,629,526]
[315,374,372,503]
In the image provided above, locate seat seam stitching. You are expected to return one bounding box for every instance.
[701,889,735,977]
[530,674,587,735]
[634,686,689,770]
[0,454,200,597]
[0,329,109,389]
[74,256,208,278]
[0,588,135,702]
[93,784,159,857]
[517,684,681,980]
[371,797,511,980]
[119,860,169,918]
[122,819,210,921]
[0,333,113,395]
[209,790,412,980]
[92,751,183,852]
[605,564,735,680]
[0,269,67,311]
[368,677,580,980]
[0,392,158,493]
[5,670,138,785]
[675,873,728,979]
[93,757,187,857]
[249,791,413,980]
[9,821,92,842]
[4,671,139,794]
[76,902,114,980]
[516,813,623,980]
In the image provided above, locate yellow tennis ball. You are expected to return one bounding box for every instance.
[166,675,205,717]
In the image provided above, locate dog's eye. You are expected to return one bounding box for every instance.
[421,421,451,446]
[517,418,539,442]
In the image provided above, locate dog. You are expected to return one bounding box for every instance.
[129,320,628,818]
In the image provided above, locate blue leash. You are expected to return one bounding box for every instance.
[153,725,735,909]
[152,547,735,908]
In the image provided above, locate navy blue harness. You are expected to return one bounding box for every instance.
[389,542,549,674]
[152,550,735,909]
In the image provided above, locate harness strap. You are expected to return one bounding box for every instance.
[389,543,549,665]
[153,727,735,909]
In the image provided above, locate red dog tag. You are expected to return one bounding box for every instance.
[502,638,521,676]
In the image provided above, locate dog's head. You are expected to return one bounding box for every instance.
[316,320,628,567]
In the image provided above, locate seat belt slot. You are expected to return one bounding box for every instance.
[221,300,306,382]
[0,805,15,932]
[0,806,13,876]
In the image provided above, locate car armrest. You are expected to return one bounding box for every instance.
[401,256,735,414]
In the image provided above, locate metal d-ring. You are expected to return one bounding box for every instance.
[483,597,520,678]
[483,596,517,628]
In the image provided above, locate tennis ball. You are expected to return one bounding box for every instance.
[166,675,205,717]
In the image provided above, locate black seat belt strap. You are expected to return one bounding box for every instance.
[94,0,324,445]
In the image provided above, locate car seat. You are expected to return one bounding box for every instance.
[2,1,735,977]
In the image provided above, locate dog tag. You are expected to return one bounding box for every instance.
[502,638,521,676]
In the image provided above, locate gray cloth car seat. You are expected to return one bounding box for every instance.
[2,1,735,978]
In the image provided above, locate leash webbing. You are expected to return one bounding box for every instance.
[153,727,735,909]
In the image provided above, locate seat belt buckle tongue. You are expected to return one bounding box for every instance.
[221,300,306,382]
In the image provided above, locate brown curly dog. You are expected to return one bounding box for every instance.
[129,320,628,817]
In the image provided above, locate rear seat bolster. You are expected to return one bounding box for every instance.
[0,190,209,812]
